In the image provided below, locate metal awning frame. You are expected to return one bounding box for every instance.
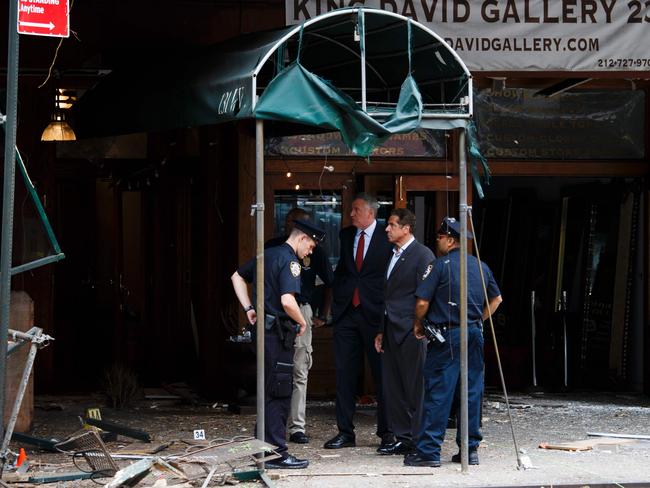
[248,7,475,473]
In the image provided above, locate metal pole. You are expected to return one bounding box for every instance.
[254,119,265,469]
[531,291,537,387]
[358,9,366,112]
[1,330,41,458]
[458,128,469,473]
[561,290,568,388]
[0,0,20,454]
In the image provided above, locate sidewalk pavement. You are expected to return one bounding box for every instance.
[274,391,650,487]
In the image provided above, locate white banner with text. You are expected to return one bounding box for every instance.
[286,0,650,71]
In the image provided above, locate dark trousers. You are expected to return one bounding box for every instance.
[416,325,484,460]
[263,329,294,457]
[333,306,389,438]
[382,324,426,444]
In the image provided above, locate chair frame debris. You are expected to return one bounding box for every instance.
[55,430,119,479]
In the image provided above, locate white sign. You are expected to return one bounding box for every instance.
[193,429,206,440]
[286,0,650,72]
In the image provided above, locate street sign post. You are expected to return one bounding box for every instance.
[18,0,69,38]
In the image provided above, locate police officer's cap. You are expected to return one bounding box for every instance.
[437,217,473,239]
[293,219,326,243]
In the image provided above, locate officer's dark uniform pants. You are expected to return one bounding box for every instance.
[382,322,426,444]
[333,306,389,438]
[264,328,294,458]
[416,324,484,461]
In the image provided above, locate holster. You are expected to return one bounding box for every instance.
[422,318,446,344]
[278,319,299,350]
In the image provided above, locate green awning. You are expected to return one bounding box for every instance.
[73,8,472,141]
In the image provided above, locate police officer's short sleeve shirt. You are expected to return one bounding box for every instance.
[237,243,301,318]
[415,249,501,325]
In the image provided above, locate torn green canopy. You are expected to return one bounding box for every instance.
[72,8,472,138]
[254,18,425,156]
[72,7,489,193]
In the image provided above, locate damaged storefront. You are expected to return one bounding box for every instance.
[0,0,647,419]
[278,0,649,396]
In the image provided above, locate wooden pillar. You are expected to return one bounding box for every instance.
[237,121,257,266]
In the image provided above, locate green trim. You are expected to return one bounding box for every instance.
[10,253,66,276]
[15,148,62,254]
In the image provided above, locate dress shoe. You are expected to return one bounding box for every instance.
[377,440,415,455]
[323,433,356,449]
[376,435,394,451]
[265,454,309,469]
[451,449,479,465]
[289,431,309,444]
[403,453,441,467]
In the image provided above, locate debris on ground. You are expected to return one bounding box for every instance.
[539,437,636,451]
[3,392,650,487]
[587,431,650,440]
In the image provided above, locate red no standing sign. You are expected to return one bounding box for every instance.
[18,0,69,38]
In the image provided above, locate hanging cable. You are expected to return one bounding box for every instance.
[468,207,532,470]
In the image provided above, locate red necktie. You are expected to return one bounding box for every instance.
[352,231,365,307]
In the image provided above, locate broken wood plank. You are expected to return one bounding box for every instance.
[539,437,635,451]
[113,442,173,456]
[10,433,58,452]
[84,418,151,442]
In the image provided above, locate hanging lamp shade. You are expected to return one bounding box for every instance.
[41,88,77,142]
[41,114,76,141]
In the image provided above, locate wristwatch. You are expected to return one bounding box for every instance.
[243,305,255,313]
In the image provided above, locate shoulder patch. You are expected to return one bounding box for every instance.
[290,261,301,278]
[422,264,433,280]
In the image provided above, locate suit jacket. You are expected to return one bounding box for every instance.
[332,223,393,326]
[380,239,435,346]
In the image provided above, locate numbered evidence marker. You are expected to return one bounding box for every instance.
[193,429,206,441]
[84,408,103,430]
[86,408,102,420]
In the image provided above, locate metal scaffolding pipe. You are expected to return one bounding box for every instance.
[1,329,41,457]
[254,118,266,470]
[458,128,469,473]
[0,0,20,453]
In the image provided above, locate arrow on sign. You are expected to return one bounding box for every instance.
[18,20,55,30]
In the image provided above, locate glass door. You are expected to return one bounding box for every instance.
[394,175,470,250]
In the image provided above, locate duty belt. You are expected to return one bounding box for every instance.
[436,321,482,329]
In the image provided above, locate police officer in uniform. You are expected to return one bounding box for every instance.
[266,208,334,444]
[231,219,326,469]
[404,217,502,468]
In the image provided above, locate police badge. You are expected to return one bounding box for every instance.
[422,264,433,280]
[290,261,301,277]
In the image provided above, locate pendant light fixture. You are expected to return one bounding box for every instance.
[41,89,76,142]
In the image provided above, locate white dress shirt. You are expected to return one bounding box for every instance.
[353,219,377,260]
[386,235,415,278]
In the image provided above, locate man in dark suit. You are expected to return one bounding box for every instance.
[374,208,434,455]
[324,193,394,450]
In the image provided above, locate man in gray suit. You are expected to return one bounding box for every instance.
[374,208,435,455]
